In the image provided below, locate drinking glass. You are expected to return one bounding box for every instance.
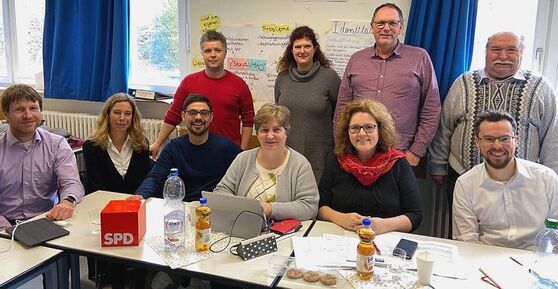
[88,209,101,234]
[389,248,408,280]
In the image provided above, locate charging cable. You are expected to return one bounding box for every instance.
[0,220,23,253]
[209,210,269,254]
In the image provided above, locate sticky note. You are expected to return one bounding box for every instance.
[200,14,220,32]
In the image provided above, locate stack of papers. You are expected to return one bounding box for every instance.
[292,234,462,276]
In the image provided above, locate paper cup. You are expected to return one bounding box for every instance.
[416,251,435,285]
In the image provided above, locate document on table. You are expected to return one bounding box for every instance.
[291,235,358,269]
[479,256,536,289]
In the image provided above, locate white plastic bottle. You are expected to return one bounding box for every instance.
[532,218,558,287]
[163,168,186,251]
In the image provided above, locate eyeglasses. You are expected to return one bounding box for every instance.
[185,109,211,117]
[478,135,515,145]
[348,124,377,134]
[372,20,401,29]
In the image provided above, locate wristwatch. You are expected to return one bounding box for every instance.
[63,195,77,207]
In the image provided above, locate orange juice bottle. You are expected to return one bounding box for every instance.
[195,197,211,251]
[356,218,376,280]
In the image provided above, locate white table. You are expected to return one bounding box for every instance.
[0,238,65,289]
[38,191,308,288]
[278,220,535,289]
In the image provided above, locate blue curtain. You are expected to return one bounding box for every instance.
[43,1,129,102]
[404,0,478,102]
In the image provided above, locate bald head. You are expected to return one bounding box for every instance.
[484,32,524,80]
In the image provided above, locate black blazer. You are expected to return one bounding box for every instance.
[83,139,150,195]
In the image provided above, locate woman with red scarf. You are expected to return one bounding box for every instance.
[318,100,422,233]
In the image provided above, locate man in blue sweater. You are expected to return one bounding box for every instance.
[135,94,241,201]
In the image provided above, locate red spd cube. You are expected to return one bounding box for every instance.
[100,200,146,247]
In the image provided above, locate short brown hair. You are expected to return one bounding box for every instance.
[254,103,291,133]
[1,84,43,114]
[334,100,399,156]
[200,30,227,51]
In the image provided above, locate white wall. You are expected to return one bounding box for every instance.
[188,0,411,62]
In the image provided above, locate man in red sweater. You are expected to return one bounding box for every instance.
[150,30,254,156]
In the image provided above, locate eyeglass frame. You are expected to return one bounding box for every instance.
[184,109,211,118]
[348,124,378,134]
[371,20,401,29]
[477,134,516,145]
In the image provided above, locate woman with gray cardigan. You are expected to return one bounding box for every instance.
[213,104,319,221]
[274,26,341,184]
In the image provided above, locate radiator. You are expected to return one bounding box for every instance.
[42,110,165,144]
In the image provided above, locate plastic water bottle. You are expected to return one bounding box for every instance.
[532,218,558,287]
[356,218,376,281]
[195,197,212,252]
[163,168,186,252]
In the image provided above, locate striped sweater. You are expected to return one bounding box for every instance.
[430,69,558,175]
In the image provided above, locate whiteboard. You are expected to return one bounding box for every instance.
[188,0,410,108]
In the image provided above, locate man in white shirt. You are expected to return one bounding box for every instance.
[453,110,558,250]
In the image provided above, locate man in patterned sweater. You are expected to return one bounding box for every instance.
[429,32,558,229]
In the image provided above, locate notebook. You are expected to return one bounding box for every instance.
[201,191,265,239]
[5,218,70,247]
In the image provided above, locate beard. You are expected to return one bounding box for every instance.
[483,149,513,169]
[187,121,209,136]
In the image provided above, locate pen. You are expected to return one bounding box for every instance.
[373,241,381,255]
[479,268,501,288]
[509,256,523,266]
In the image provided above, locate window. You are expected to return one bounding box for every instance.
[533,0,558,90]
[0,1,9,82]
[129,0,188,94]
[470,0,558,90]
[470,0,538,71]
[0,0,45,86]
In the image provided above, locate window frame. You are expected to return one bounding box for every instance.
[0,0,44,87]
[533,0,558,90]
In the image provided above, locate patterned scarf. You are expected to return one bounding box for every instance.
[338,148,405,186]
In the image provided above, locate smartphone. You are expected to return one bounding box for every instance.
[270,219,302,235]
[393,238,418,259]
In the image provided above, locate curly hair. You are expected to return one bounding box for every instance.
[276,26,331,73]
[89,93,148,152]
[254,103,291,133]
[334,100,399,157]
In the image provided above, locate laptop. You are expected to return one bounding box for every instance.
[201,191,265,239]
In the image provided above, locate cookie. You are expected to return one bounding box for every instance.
[302,271,320,283]
[285,268,303,279]
[319,273,337,286]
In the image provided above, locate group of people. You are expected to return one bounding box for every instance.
[1,1,558,288]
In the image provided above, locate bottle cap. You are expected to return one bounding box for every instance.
[200,197,207,205]
[362,218,371,226]
[545,218,558,229]
[170,168,178,176]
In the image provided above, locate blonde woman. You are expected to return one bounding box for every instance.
[83,93,150,195]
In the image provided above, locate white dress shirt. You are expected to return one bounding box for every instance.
[453,158,558,250]
[107,136,133,178]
